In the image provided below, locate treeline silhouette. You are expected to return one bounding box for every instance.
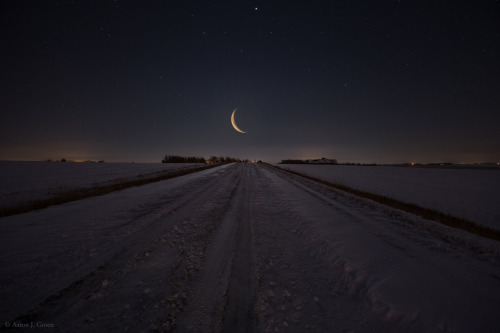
[162,155,207,163]
[280,158,338,164]
[162,155,244,164]
[280,159,306,164]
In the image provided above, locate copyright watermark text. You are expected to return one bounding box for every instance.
[4,321,55,329]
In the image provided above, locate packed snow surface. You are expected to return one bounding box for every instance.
[275,164,500,229]
[1,163,499,332]
[0,161,203,208]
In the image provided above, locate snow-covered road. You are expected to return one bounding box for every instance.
[1,163,499,332]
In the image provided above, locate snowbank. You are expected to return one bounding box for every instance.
[275,164,500,229]
[0,161,204,208]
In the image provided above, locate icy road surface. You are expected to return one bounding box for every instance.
[1,163,499,332]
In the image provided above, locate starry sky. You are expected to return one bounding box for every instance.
[1,1,499,164]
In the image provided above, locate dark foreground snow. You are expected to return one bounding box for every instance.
[1,163,499,332]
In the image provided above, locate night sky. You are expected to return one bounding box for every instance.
[1,1,499,164]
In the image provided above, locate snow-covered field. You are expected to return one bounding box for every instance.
[275,164,500,229]
[1,163,499,332]
[0,161,204,209]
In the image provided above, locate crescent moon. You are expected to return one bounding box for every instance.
[231,108,247,134]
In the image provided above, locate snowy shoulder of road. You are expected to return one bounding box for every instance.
[0,163,236,327]
[0,161,205,208]
[274,164,500,229]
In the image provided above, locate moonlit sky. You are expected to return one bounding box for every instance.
[1,1,499,164]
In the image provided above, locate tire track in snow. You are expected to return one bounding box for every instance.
[173,163,257,332]
[220,164,257,332]
[250,165,375,332]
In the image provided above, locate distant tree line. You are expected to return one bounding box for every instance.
[162,155,244,164]
[341,162,378,166]
[280,159,306,164]
[207,156,243,163]
[162,155,207,163]
[44,159,105,163]
[280,158,338,165]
